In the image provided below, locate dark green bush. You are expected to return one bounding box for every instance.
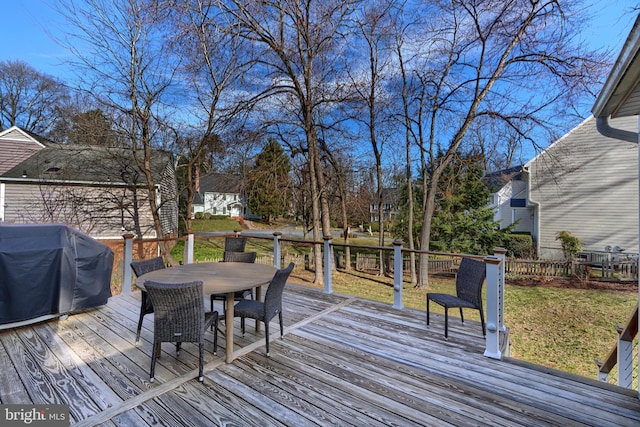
[504,233,534,258]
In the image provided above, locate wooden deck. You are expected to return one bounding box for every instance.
[1,283,639,426]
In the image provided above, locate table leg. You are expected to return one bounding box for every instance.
[255,285,262,332]
[225,292,234,363]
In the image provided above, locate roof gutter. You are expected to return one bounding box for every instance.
[596,116,638,143]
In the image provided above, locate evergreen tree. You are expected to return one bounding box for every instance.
[394,152,511,255]
[429,152,512,254]
[247,139,292,223]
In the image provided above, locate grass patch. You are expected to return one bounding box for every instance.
[190,218,242,232]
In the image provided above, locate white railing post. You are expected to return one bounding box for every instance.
[122,233,135,296]
[493,247,507,333]
[185,232,194,264]
[484,255,502,359]
[393,240,404,309]
[273,232,282,268]
[324,236,333,294]
[617,335,634,389]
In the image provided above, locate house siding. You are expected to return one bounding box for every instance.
[527,115,638,259]
[1,182,156,239]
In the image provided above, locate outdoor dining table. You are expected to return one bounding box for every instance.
[135,261,276,363]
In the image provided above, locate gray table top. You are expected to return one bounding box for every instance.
[135,262,276,294]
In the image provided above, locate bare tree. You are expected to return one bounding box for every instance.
[222,0,358,284]
[409,0,607,287]
[394,21,418,284]
[56,0,180,261]
[164,0,250,234]
[349,0,398,276]
[0,60,69,134]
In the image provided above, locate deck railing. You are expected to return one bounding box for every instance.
[597,305,639,392]
[119,233,507,361]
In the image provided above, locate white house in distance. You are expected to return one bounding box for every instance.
[192,173,250,218]
[486,115,639,260]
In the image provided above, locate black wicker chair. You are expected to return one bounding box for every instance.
[426,257,486,338]
[131,256,166,343]
[210,251,258,312]
[233,262,294,356]
[144,280,218,382]
[225,236,247,253]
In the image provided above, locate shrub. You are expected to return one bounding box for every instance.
[555,231,583,261]
[194,211,204,219]
[505,233,534,258]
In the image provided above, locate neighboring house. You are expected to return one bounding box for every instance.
[369,188,400,224]
[0,127,178,239]
[192,173,250,218]
[484,165,532,234]
[486,116,639,259]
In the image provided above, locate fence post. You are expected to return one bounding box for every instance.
[393,240,404,309]
[185,232,194,264]
[493,247,507,334]
[122,233,135,296]
[273,232,282,269]
[484,255,502,360]
[324,236,333,294]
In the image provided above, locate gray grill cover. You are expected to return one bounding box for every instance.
[0,224,113,326]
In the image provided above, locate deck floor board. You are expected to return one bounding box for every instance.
[1,282,638,426]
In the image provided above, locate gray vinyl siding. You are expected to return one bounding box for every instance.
[2,182,156,239]
[527,115,638,259]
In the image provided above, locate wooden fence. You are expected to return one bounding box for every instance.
[354,253,458,275]
[351,253,639,281]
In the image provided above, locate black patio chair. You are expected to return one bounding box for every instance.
[426,257,486,338]
[210,251,258,313]
[131,256,166,343]
[144,280,218,382]
[233,262,294,356]
[225,236,247,253]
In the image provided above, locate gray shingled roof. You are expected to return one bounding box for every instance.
[198,173,243,193]
[482,165,524,192]
[1,144,173,185]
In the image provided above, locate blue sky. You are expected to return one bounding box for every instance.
[1,1,638,83]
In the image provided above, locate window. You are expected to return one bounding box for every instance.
[510,198,526,208]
